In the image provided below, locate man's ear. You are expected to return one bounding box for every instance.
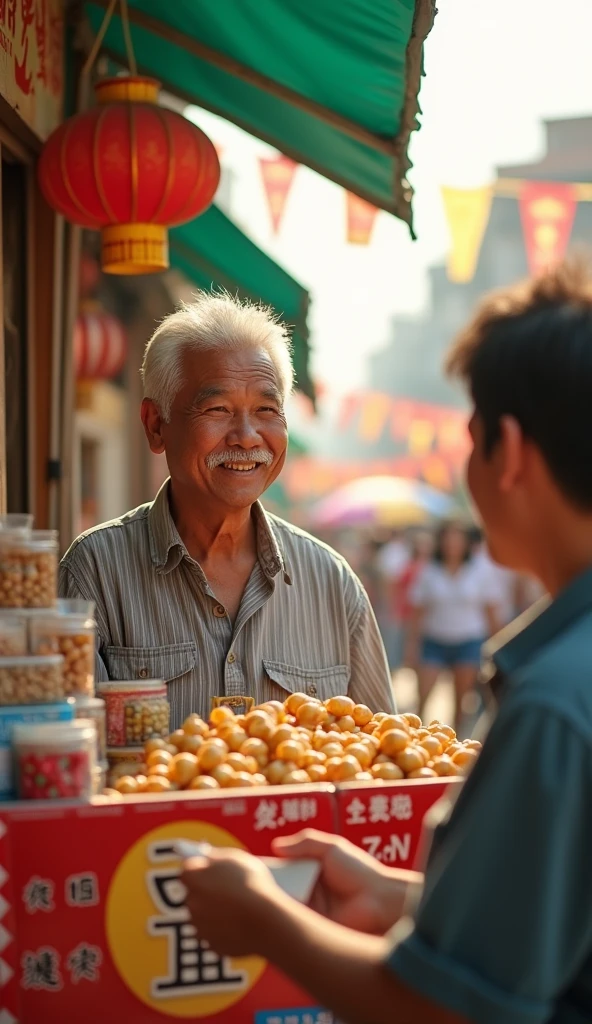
[498,415,524,493]
[141,398,166,455]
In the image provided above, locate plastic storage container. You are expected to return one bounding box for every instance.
[71,695,106,763]
[30,602,95,696]
[0,529,58,608]
[13,719,97,800]
[0,654,64,705]
[0,700,74,798]
[97,680,169,747]
[0,614,27,655]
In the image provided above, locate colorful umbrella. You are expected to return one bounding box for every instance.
[310,476,455,529]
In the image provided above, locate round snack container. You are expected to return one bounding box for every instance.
[97,680,169,747]
[106,746,147,788]
[0,654,64,705]
[71,695,106,762]
[0,613,27,655]
[13,719,97,800]
[20,530,58,608]
[30,606,95,696]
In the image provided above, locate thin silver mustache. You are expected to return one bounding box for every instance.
[205,449,274,469]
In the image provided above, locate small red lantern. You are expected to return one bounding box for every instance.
[38,77,220,274]
[74,308,127,379]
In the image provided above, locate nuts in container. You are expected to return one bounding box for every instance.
[0,529,58,609]
[97,680,169,747]
[0,654,64,705]
[0,614,27,655]
[30,601,95,696]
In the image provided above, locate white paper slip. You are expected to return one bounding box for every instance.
[173,841,320,904]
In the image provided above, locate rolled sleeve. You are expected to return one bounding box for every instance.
[387,703,592,1023]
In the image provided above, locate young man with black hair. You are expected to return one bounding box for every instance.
[181,261,592,1024]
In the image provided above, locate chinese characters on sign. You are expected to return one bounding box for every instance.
[21,944,102,990]
[0,0,63,139]
[254,798,318,831]
[345,794,413,827]
[146,842,245,999]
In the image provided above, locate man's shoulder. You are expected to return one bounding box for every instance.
[266,513,360,580]
[61,501,153,565]
[506,608,592,737]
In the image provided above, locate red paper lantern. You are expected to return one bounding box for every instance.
[74,309,127,379]
[38,77,220,274]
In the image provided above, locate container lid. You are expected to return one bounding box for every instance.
[0,654,64,667]
[12,719,96,748]
[29,612,95,632]
[0,513,33,532]
[97,680,165,693]
[71,696,105,710]
[56,599,95,616]
[106,746,147,758]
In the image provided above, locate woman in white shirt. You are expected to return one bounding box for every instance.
[407,522,501,732]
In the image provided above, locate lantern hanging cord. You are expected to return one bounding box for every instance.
[119,0,138,76]
[81,0,138,82]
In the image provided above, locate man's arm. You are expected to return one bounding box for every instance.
[348,586,395,712]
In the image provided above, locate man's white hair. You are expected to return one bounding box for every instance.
[141,291,294,421]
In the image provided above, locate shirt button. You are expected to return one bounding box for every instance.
[138,668,148,679]
[307,684,318,697]
[227,653,236,664]
[213,604,226,618]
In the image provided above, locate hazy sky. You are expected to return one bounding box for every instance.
[187,0,592,395]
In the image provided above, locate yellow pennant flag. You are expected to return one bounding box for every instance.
[441,185,493,283]
[358,393,391,444]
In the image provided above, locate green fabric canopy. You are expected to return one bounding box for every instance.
[169,206,313,399]
[85,0,436,232]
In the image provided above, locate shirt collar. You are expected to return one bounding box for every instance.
[484,565,592,680]
[147,478,292,584]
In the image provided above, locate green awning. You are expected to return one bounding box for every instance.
[169,205,313,399]
[85,0,436,233]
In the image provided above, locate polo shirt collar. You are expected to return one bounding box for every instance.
[485,565,592,678]
[147,478,291,583]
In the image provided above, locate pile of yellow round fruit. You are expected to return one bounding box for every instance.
[107,693,482,796]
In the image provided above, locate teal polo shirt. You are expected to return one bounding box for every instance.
[387,567,592,1023]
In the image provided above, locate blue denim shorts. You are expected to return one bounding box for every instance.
[421,637,484,668]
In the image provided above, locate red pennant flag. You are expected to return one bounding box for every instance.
[259,155,298,233]
[345,193,379,244]
[519,181,576,275]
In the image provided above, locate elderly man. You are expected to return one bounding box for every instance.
[59,293,394,727]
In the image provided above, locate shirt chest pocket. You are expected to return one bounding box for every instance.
[263,660,350,703]
[103,643,197,684]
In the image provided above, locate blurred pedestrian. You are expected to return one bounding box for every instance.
[395,528,434,669]
[406,521,501,730]
[377,529,411,670]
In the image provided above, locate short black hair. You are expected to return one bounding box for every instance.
[433,522,471,564]
[446,259,592,510]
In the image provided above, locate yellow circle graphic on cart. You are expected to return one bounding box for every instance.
[106,820,266,1017]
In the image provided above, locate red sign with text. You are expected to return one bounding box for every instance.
[0,787,337,1023]
[335,779,460,870]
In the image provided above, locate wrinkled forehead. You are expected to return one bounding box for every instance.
[180,345,283,399]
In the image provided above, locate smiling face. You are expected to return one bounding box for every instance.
[141,345,288,512]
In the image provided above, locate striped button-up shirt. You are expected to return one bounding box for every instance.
[59,481,394,728]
